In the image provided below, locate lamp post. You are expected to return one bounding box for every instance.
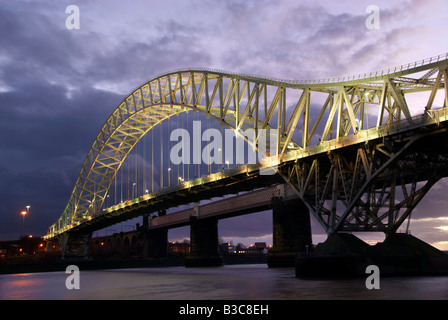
[217,148,221,172]
[21,210,27,236]
[168,167,171,187]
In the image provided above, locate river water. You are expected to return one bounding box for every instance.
[1,264,447,300]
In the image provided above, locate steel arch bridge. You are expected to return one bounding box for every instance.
[45,53,448,241]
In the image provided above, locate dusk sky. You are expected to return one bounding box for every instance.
[1,0,448,250]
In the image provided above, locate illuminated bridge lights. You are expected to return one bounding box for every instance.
[45,53,448,240]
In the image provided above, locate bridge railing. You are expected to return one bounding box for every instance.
[296,52,448,85]
[154,53,448,87]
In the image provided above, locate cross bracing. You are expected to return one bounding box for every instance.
[46,53,448,239]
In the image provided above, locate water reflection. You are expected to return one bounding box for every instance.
[0,265,447,300]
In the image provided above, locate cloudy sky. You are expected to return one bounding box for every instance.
[1,0,448,250]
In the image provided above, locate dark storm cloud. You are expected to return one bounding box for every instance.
[0,1,214,239]
[206,2,375,80]
[0,83,121,167]
[0,3,122,238]
[0,79,124,238]
[0,5,87,89]
[0,166,72,239]
[212,0,442,82]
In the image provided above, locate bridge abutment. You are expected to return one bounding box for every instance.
[185,217,223,267]
[267,197,312,268]
[295,233,448,277]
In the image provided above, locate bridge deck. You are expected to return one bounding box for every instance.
[44,106,448,240]
[44,52,448,240]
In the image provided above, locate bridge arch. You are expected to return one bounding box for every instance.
[46,54,448,238]
[54,70,302,232]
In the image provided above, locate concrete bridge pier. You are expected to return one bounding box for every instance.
[267,197,312,268]
[143,228,168,259]
[142,212,168,259]
[79,233,92,259]
[45,239,56,253]
[58,233,70,259]
[56,232,92,260]
[185,217,223,267]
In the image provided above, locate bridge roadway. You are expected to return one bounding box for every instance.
[45,105,448,239]
[48,164,285,238]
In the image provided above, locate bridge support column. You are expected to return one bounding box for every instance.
[57,232,92,260]
[140,214,168,259]
[185,217,223,267]
[144,228,168,259]
[140,212,168,259]
[79,233,92,259]
[267,197,312,268]
[58,233,70,260]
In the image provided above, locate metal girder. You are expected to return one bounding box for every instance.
[280,128,448,233]
[46,53,448,239]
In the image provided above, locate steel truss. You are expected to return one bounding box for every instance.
[47,53,448,238]
[280,130,448,233]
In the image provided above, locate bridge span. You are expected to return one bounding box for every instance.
[43,53,448,275]
[148,184,296,230]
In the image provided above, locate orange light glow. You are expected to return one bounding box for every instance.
[21,210,27,215]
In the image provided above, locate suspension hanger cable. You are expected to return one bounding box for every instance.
[127,147,130,200]
[143,125,146,193]
[152,120,154,193]
[120,155,123,203]
[114,166,117,205]
[135,137,138,198]
[186,109,189,181]
[160,119,163,190]
[182,110,185,182]
[208,115,211,175]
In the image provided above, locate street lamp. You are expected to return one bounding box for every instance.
[21,210,27,236]
[217,148,222,172]
[168,167,171,187]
